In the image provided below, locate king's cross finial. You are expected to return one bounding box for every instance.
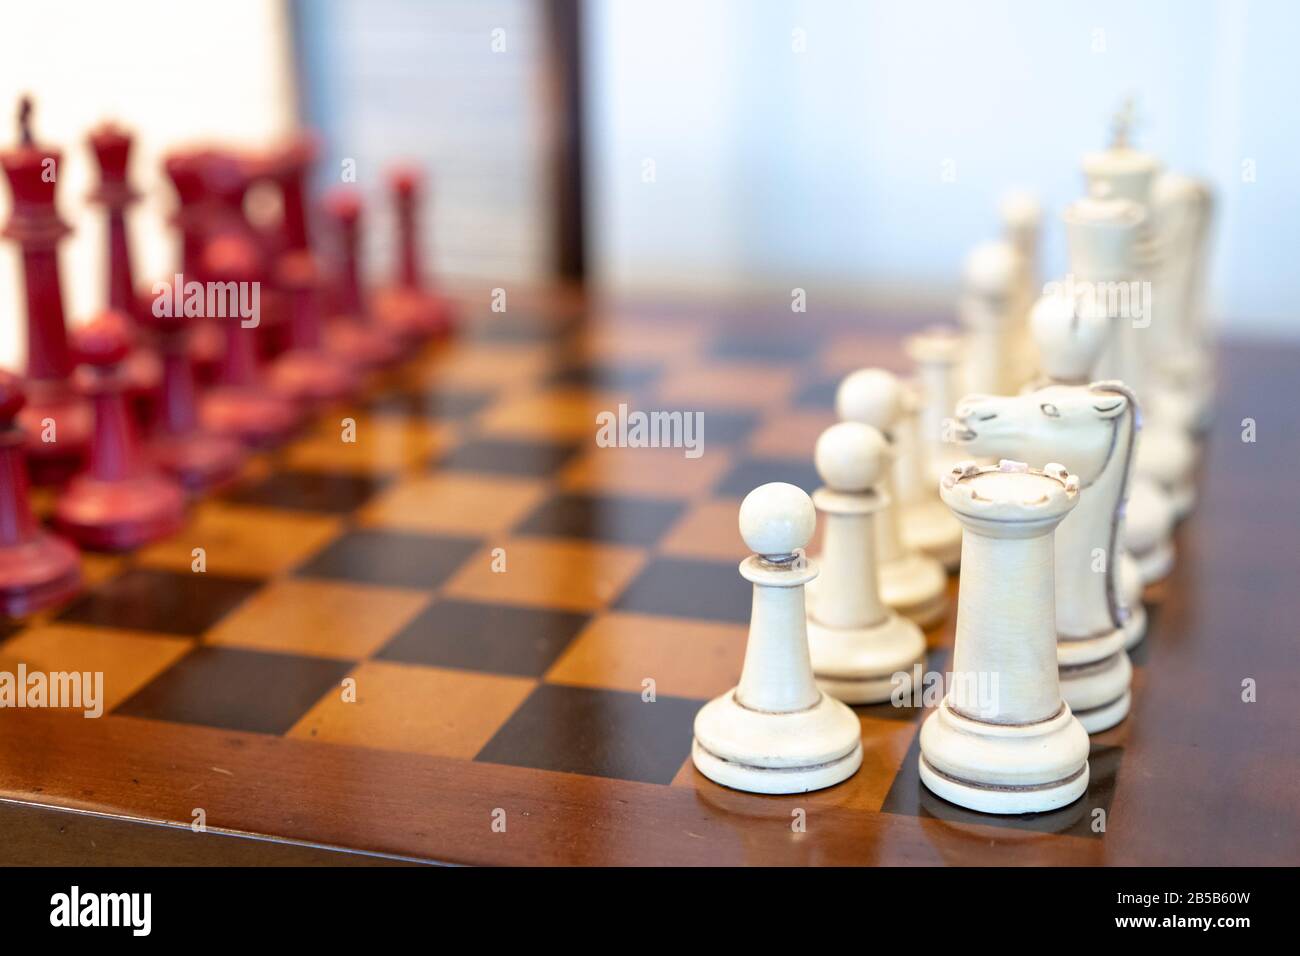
[17,95,33,147]
[1110,96,1138,149]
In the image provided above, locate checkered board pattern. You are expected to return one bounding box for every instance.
[0,299,1148,861]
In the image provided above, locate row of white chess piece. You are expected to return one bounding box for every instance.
[690,125,1213,814]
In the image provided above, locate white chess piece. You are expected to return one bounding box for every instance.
[999,189,1044,388]
[1064,191,1184,580]
[835,369,949,627]
[1081,146,1199,517]
[958,240,1021,396]
[1123,478,1175,583]
[948,384,1137,733]
[902,329,965,569]
[692,482,863,794]
[806,422,926,704]
[1148,172,1216,436]
[1028,290,1148,646]
[919,460,1091,814]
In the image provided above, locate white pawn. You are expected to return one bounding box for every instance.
[692,482,863,794]
[919,460,1091,814]
[999,189,1044,388]
[958,240,1021,397]
[835,369,949,627]
[901,329,965,570]
[806,422,926,704]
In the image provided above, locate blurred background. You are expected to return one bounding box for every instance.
[0,0,1295,372]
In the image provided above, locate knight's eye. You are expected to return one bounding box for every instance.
[1040,403,1061,418]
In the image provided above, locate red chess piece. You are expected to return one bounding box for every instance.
[197,235,303,447]
[269,250,358,403]
[0,97,91,483]
[137,291,246,494]
[87,122,163,421]
[162,149,224,384]
[320,188,402,368]
[372,166,455,341]
[54,312,185,551]
[0,372,81,616]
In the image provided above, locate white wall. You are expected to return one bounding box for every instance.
[583,0,1300,338]
[0,0,297,371]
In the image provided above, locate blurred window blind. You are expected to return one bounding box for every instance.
[295,0,557,286]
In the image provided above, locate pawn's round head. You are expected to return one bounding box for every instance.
[835,368,903,432]
[73,311,133,368]
[739,482,815,558]
[1030,289,1108,382]
[815,421,889,492]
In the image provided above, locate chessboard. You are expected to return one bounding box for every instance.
[0,289,1295,866]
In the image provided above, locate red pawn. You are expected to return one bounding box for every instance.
[197,236,303,447]
[0,373,81,616]
[320,188,401,368]
[87,122,163,420]
[54,313,185,551]
[138,293,246,494]
[372,166,455,341]
[269,251,359,404]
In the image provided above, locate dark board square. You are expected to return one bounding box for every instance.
[794,378,838,409]
[224,469,390,514]
[715,456,821,499]
[365,387,494,421]
[696,409,760,445]
[879,732,1122,839]
[514,493,684,547]
[58,568,261,637]
[376,599,589,677]
[547,361,661,392]
[853,647,952,722]
[476,684,699,784]
[437,438,580,478]
[295,529,480,589]
[709,330,818,363]
[614,557,751,623]
[115,646,353,735]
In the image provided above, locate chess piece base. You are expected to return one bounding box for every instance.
[270,349,358,404]
[1118,551,1148,647]
[54,472,185,551]
[692,689,862,794]
[919,699,1090,814]
[902,498,962,570]
[200,386,302,448]
[374,287,453,340]
[19,387,92,485]
[808,611,926,704]
[1058,641,1132,734]
[879,553,948,627]
[0,533,82,617]
[1133,538,1176,585]
[1123,601,1147,649]
[325,318,403,369]
[151,433,246,494]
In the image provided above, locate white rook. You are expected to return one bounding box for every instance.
[919,459,1090,814]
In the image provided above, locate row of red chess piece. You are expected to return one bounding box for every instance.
[0,98,455,617]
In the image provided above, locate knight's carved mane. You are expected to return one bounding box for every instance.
[1088,379,1140,630]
